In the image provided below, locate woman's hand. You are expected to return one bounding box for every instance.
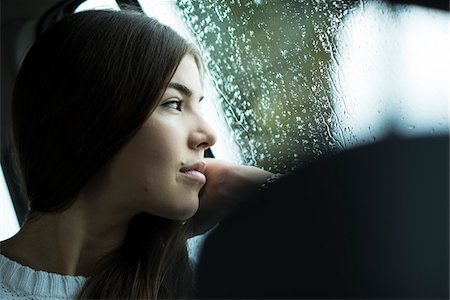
[192,158,273,235]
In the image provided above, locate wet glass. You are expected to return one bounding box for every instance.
[174,0,449,173]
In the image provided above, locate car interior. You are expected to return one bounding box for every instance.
[1,0,449,298]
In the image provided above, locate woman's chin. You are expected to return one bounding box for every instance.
[163,199,199,221]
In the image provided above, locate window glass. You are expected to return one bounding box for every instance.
[331,1,449,148]
[175,0,449,173]
[0,165,20,240]
[74,0,119,12]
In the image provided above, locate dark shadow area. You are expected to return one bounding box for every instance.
[385,0,449,11]
[194,134,449,299]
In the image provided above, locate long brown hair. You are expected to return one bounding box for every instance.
[11,9,202,299]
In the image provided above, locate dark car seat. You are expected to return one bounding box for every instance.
[195,134,449,299]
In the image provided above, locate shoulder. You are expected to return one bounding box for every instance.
[0,254,87,300]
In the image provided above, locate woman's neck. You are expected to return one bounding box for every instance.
[0,199,133,276]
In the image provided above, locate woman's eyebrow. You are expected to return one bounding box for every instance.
[168,82,204,101]
[168,82,192,97]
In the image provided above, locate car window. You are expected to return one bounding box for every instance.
[175,0,449,173]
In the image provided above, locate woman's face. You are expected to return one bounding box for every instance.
[106,54,217,220]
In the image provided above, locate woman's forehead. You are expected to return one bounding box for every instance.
[168,55,203,97]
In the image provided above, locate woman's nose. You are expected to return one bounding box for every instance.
[189,116,217,151]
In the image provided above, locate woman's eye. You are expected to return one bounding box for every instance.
[163,100,183,111]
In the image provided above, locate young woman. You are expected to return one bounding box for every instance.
[0,9,273,299]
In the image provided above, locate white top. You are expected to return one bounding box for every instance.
[0,254,87,300]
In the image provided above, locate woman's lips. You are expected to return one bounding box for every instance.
[181,169,207,184]
[180,160,207,184]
